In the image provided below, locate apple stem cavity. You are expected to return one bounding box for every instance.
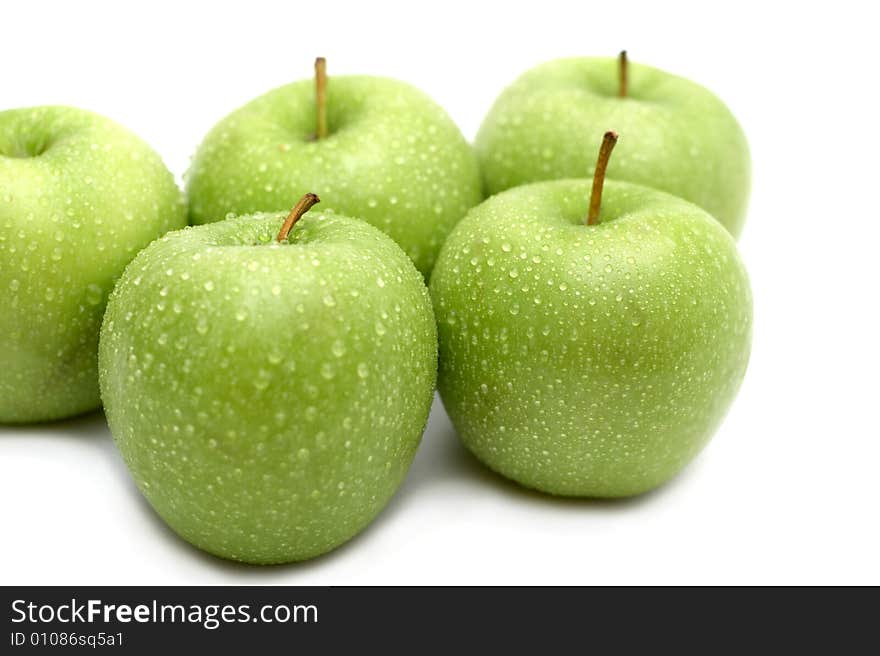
[315,56,328,140]
[586,131,619,226]
[276,193,321,242]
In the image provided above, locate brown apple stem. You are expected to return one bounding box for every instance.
[315,57,328,139]
[276,193,321,242]
[586,131,619,226]
[618,50,628,98]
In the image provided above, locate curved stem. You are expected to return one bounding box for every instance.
[586,131,619,226]
[277,193,321,242]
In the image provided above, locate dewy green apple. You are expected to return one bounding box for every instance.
[475,53,751,236]
[99,195,438,563]
[186,58,483,277]
[431,132,753,497]
[0,106,186,423]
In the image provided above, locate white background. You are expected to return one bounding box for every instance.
[2,0,878,585]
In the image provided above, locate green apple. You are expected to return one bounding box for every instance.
[0,106,186,423]
[430,134,752,496]
[99,196,437,563]
[185,59,483,277]
[475,54,751,236]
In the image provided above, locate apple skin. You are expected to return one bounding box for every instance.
[99,209,437,563]
[430,179,752,497]
[185,75,483,277]
[475,57,751,237]
[0,106,186,424]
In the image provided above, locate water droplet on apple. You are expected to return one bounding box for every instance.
[254,370,270,390]
[357,362,369,378]
[86,283,104,306]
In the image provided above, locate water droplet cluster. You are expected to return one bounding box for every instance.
[474,56,751,237]
[430,179,752,496]
[185,76,484,277]
[0,106,186,422]
[99,210,437,563]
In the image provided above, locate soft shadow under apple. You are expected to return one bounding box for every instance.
[0,409,110,440]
